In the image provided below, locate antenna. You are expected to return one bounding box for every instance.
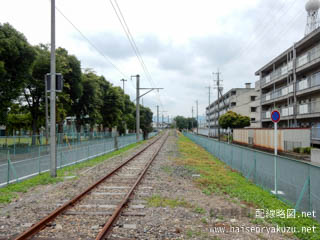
[305,0,320,35]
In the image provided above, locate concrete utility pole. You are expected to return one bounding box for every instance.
[132,75,163,141]
[213,71,222,141]
[157,105,159,130]
[136,75,140,142]
[191,106,194,131]
[162,114,164,129]
[120,78,127,93]
[196,100,199,135]
[206,86,211,138]
[50,0,57,177]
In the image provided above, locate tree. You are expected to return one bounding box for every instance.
[22,45,49,144]
[174,116,198,131]
[0,23,35,124]
[99,79,124,131]
[118,93,135,135]
[55,47,82,136]
[74,70,102,132]
[139,105,153,140]
[174,116,188,130]
[6,104,31,135]
[218,111,250,129]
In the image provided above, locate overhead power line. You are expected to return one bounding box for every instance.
[108,0,164,109]
[54,5,127,79]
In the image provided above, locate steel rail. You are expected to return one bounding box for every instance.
[14,133,163,240]
[95,133,169,240]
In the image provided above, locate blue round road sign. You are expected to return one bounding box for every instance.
[271,110,280,123]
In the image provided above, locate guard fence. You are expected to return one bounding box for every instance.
[184,132,320,222]
[0,132,114,163]
[0,131,158,187]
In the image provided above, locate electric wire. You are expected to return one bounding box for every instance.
[55,5,128,79]
[108,0,164,110]
[233,0,300,62]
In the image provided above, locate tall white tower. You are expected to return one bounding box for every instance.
[305,0,320,35]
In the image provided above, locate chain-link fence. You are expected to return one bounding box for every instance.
[0,131,158,187]
[184,132,320,222]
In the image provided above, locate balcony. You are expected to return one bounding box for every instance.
[262,105,294,120]
[260,61,292,87]
[312,127,320,141]
[261,84,294,103]
[296,71,320,93]
[297,100,320,116]
[296,43,320,68]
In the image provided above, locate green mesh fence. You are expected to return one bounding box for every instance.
[184,132,320,222]
[0,132,153,187]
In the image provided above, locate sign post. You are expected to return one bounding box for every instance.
[271,110,280,195]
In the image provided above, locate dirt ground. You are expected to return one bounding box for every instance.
[0,132,297,239]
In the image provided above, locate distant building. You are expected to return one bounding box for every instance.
[206,83,260,137]
[255,27,320,144]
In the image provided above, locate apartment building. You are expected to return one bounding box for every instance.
[255,28,320,139]
[206,83,260,137]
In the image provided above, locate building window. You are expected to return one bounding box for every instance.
[231,102,236,107]
[251,107,257,112]
[251,96,256,101]
[251,118,256,122]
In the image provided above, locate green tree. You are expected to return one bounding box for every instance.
[0,23,35,124]
[118,93,135,135]
[218,111,250,129]
[74,70,102,132]
[99,79,124,131]
[174,116,198,131]
[23,45,49,143]
[6,104,31,135]
[139,105,153,140]
[174,116,188,130]
[55,47,82,136]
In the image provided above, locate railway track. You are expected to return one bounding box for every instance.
[13,132,168,240]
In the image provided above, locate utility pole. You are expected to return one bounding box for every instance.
[206,86,211,138]
[50,0,57,177]
[157,105,159,131]
[213,70,223,141]
[120,78,127,93]
[196,100,199,135]
[132,75,163,141]
[136,75,140,142]
[167,115,170,126]
[191,106,194,132]
[162,114,164,129]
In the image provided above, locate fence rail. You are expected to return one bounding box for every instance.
[184,132,320,222]
[0,131,158,187]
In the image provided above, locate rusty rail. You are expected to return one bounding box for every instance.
[95,133,169,239]
[14,133,163,240]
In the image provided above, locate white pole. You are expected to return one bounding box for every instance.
[274,122,277,195]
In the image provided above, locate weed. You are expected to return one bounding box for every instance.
[194,207,206,214]
[177,134,320,240]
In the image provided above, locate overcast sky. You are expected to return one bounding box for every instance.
[0,0,308,120]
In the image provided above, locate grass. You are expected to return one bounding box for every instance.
[0,140,145,204]
[177,133,320,240]
[146,194,191,208]
[194,206,206,214]
[160,165,173,174]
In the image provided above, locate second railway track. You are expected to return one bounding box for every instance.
[14,132,169,240]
